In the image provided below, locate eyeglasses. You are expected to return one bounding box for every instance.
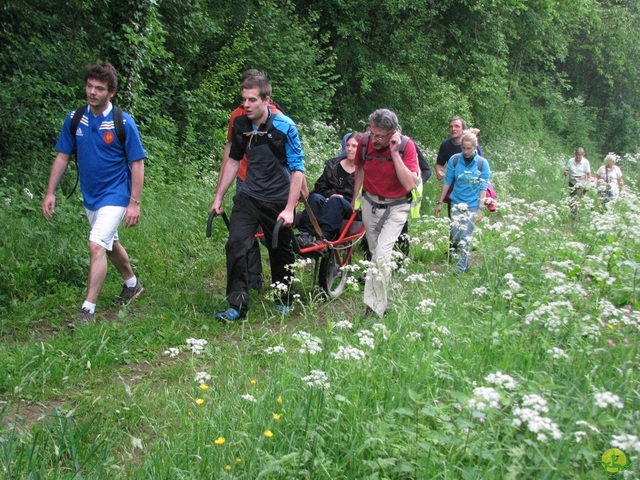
[371,131,392,141]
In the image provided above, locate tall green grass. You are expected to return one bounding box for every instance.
[1,129,639,478]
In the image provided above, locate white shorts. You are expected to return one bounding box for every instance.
[86,206,127,251]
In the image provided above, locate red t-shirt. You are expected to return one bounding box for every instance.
[355,136,419,198]
[227,103,283,181]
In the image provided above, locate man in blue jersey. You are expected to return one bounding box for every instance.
[211,74,305,322]
[42,62,147,327]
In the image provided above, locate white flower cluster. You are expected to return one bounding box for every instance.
[594,390,624,409]
[503,273,522,291]
[241,394,257,403]
[416,298,436,314]
[334,320,353,330]
[22,188,34,199]
[611,434,640,453]
[468,386,501,411]
[524,301,574,332]
[512,394,562,443]
[505,246,525,261]
[194,371,211,384]
[485,371,518,390]
[406,331,422,341]
[431,337,443,350]
[163,347,180,358]
[292,331,323,355]
[356,330,375,350]
[302,370,330,390]
[264,345,287,355]
[435,325,451,336]
[550,283,587,297]
[472,286,488,297]
[4,197,10,205]
[331,345,366,361]
[546,347,569,360]
[405,274,428,283]
[574,420,600,443]
[186,338,208,355]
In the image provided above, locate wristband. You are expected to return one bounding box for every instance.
[436,201,443,205]
[130,197,141,205]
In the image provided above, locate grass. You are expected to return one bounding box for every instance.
[1,134,639,478]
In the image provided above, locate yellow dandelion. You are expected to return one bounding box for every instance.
[214,436,226,445]
[276,396,283,404]
[199,384,209,390]
[195,398,205,406]
[225,465,231,471]
[607,324,614,330]
[250,379,257,385]
[236,457,243,464]
[264,430,274,438]
[273,413,282,420]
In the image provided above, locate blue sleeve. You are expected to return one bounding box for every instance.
[443,155,456,186]
[54,112,75,155]
[122,113,147,162]
[274,115,305,173]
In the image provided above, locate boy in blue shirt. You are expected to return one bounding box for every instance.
[42,62,147,326]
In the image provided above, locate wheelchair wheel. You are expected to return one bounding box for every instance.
[318,247,349,299]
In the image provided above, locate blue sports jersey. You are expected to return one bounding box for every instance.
[55,104,147,210]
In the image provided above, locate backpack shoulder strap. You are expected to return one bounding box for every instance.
[453,153,461,168]
[361,132,371,164]
[477,157,484,172]
[70,105,87,136]
[399,135,410,155]
[112,105,126,145]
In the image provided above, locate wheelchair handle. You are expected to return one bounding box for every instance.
[272,218,285,249]
[206,211,230,237]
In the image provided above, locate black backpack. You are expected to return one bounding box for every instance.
[66,105,126,198]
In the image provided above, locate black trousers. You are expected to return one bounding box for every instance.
[225,192,295,312]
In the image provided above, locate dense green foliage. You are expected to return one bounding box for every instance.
[1,0,640,186]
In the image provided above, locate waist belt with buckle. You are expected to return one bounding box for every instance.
[363,192,410,232]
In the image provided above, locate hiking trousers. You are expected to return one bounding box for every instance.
[225,192,295,312]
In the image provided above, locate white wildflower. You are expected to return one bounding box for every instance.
[331,345,366,361]
[472,286,488,296]
[264,345,287,355]
[468,386,501,411]
[301,370,330,390]
[485,371,518,390]
[594,391,624,409]
[163,347,180,358]
[334,320,354,330]
[194,371,211,384]
[547,347,569,360]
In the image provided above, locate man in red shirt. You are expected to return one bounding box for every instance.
[214,69,283,290]
[352,109,419,318]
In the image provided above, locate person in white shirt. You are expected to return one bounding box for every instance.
[564,147,591,215]
[595,154,624,205]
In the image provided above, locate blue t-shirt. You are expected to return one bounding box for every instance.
[55,104,147,210]
[444,152,491,207]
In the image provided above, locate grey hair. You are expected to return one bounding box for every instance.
[575,147,585,156]
[368,109,399,132]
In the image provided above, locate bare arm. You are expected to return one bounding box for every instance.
[278,170,304,226]
[390,134,418,191]
[435,164,445,181]
[42,152,71,218]
[211,156,241,215]
[434,182,450,216]
[124,159,144,227]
